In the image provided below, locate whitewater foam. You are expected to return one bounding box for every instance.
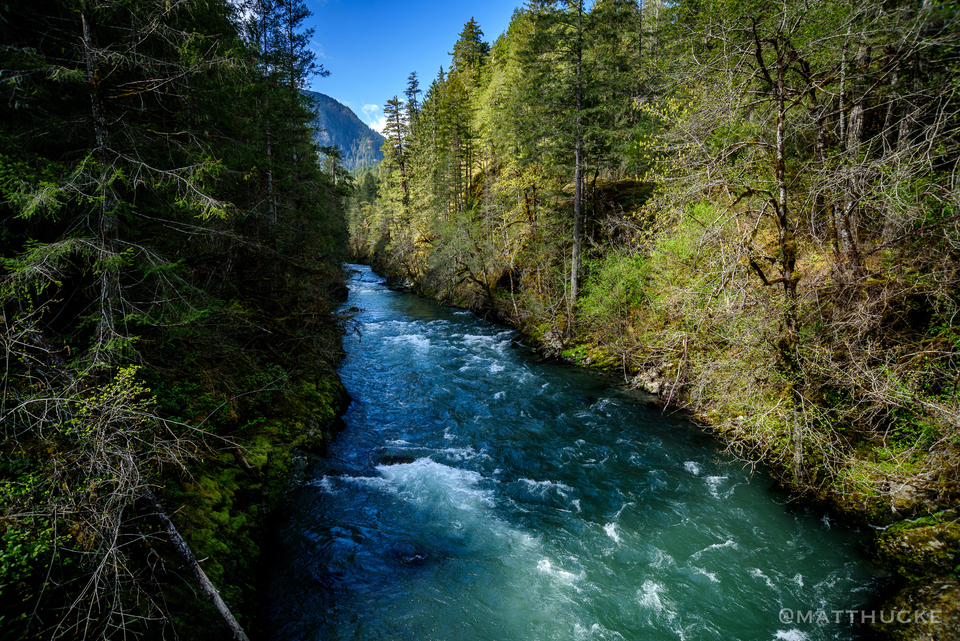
[604,523,622,543]
[385,334,431,350]
[690,539,737,559]
[637,580,664,611]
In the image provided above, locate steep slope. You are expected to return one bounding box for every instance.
[305,90,384,170]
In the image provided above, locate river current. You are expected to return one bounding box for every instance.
[266,264,882,640]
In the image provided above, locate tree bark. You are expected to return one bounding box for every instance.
[838,40,869,276]
[81,8,120,363]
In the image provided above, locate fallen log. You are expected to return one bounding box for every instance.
[143,488,251,641]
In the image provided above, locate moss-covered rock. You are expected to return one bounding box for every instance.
[870,579,960,640]
[877,511,960,581]
[154,368,349,640]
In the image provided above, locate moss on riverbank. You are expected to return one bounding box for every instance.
[151,369,349,639]
[137,269,352,639]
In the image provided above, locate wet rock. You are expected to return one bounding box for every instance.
[386,541,431,567]
[539,329,565,358]
[374,448,419,467]
[872,511,960,640]
[631,367,667,396]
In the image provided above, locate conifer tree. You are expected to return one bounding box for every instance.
[405,71,422,125]
[524,0,590,326]
[382,95,412,221]
[450,17,491,83]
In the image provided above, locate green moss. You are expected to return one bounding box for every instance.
[561,345,589,363]
[877,511,960,581]
[155,367,348,639]
[559,343,620,371]
[244,435,272,469]
[586,346,621,370]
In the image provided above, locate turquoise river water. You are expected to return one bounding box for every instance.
[266,264,884,640]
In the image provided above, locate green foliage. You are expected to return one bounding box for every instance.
[561,345,588,362]
[579,250,649,326]
[347,0,960,628]
[352,0,959,531]
[1,522,52,585]
[0,0,350,637]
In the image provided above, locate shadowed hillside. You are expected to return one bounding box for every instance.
[306,90,385,170]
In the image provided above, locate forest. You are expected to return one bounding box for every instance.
[1,0,959,639]
[352,0,960,634]
[1,0,352,638]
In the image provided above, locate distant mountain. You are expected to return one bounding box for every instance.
[304,90,384,171]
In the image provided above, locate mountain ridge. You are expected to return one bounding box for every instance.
[305,90,384,171]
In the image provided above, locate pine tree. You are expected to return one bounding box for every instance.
[523,0,590,327]
[0,0,348,637]
[405,71,422,124]
[0,0,252,636]
[450,17,491,83]
[381,95,412,221]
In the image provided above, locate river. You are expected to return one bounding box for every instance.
[266,264,883,640]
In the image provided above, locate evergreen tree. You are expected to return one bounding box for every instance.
[523,0,591,325]
[381,95,411,221]
[347,0,960,582]
[405,71,422,124]
[0,0,249,635]
[450,17,491,83]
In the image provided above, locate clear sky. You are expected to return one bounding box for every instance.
[304,0,522,132]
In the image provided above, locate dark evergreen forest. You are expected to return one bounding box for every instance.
[1,0,351,638]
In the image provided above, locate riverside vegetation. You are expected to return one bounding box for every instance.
[350,2,960,638]
[1,1,352,639]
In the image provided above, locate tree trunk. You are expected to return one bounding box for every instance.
[838,41,869,276]
[637,0,643,85]
[265,99,276,227]
[81,9,120,363]
[846,44,869,150]
[143,489,251,641]
[775,60,797,344]
[881,68,899,154]
[569,1,584,334]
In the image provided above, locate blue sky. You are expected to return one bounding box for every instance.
[304,0,522,132]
